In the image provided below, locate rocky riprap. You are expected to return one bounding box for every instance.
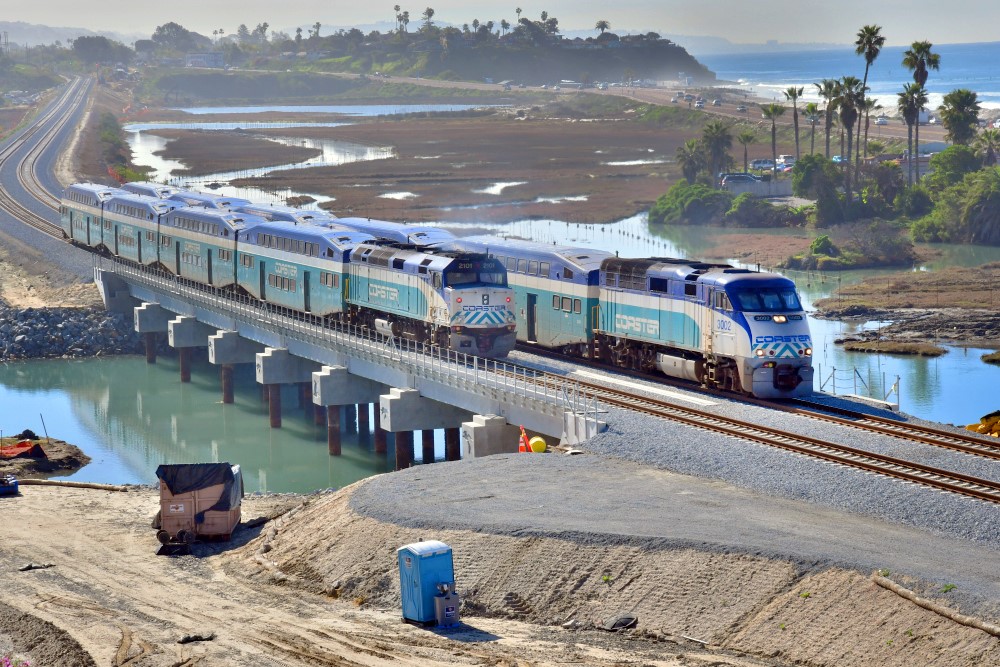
[0,307,143,360]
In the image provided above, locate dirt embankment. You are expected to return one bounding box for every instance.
[1,484,996,667]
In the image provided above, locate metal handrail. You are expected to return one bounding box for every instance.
[96,255,601,416]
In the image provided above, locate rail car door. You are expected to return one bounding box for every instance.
[303,271,311,312]
[137,230,142,264]
[207,249,213,285]
[113,225,119,256]
[259,262,267,300]
[174,243,181,275]
[526,293,537,342]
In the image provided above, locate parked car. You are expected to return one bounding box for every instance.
[993,118,1000,129]
[671,97,679,103]
[749,159,775,170]
[694,100,705,108]
[721,173,760,188]
[712,99,722,106]
[831,155,844,163]
[736,104,748,112]
[874,116,889,125]
[776,154,796,167]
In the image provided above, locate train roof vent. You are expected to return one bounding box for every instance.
[722,268,752,273]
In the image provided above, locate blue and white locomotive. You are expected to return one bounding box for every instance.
[60,184,517,358]
[596,257,812,397]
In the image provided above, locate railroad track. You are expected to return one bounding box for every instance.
[0,76,89,238]
[518,343,1000,463]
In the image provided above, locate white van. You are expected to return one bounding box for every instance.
[777,154,796,167]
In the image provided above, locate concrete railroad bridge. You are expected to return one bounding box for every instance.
[95,257,606,469]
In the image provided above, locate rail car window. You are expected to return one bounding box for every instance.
[540,262,550,277]
[393,258,405,270]
[563,267,574,279]
[320,272,339,287]
[160,235,172,247]
[713,292,733,310]
[218,249,232,262]
[733,289,802,312]
[240,254,254,268]
[573,299,581,314]
[562,297,572,311]
[506,257,516,271]
[528,260,538,275]
[419,258,433,274]
[684,282,697,297]
[517,259,527,274]
[145,231,155,242]
[649,277,670,293]
[552,295,560,309]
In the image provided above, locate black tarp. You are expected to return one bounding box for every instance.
[155,463,243,522]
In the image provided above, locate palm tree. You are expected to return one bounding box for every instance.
[862,98,882,158]
[975,128,1000,167]
[394,5,401,31]
[784,86,804,160]
[676,139,705,184]
[516,6,522,23]
[815,79,838,158]
[760,103,785,177]
[897,83,925,186]
[595,20,610,35]
[803,102,820,155]
[737,130,756,172]
[836,76,865,208]
[702,120,733,184]
[939,89,981,146]
[854,25,886,169]
[902,41,941,181]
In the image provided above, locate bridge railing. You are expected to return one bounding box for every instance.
[97,256,602,419]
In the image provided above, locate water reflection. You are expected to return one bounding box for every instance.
[0,356,394,492]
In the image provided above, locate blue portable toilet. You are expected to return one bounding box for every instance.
[397,540,458,625]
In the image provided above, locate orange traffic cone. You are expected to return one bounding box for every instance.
[518,426,531,453]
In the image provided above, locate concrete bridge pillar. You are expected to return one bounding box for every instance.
[255,348,320,429]
[421,429,435,463]
[379,389,470,467]
[461,415,521,458]
[445,427,461,461]
[395,431,414,470]
[208,330,264,404]
[133,303,171,364]
[311,366,385,455]
[168,316,215,383]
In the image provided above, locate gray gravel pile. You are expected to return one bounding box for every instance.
[582,403,1000,549]
[0,306,143,360]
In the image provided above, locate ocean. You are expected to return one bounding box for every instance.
[698,42,1000,112]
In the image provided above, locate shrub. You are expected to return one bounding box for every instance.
[648,182,733,225]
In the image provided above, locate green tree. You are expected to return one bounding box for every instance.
[921,145,980,192]
[702,119,733,184]
[897,82,926,186]
[737,130,756,172]
[648,182,733,225]
[152,22,200,52]
[854,25,885,169]
[975,128,1000,167]
[595,20,610,35]
[862,98,882,158]
[836,76,865,208]
[784,86,804,160]
[803,102,820,155]
[676,138,705,185]
[902,41,940,181]
[71,35,131,64]
[939,88,981,146]
[815,78,838,158]
[421,7,436,30]
[760,103,785,177]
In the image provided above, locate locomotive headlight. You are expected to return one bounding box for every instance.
[804,347,813,356]
[773,315,787,323]
[755,349,765,357]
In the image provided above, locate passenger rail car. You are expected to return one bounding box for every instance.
[440,236,611,354]
[168,191,252,210]
[596,258,812,398]
[60,183,127,247]
[238,220,374,317]
[120,181,179,199]
[159,207,267,286]
[348,244,516,357]
[234,203,337,226]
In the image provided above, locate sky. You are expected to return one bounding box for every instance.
[4,1,999,47]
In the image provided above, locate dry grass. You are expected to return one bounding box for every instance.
[816,264,1000,312]
[841,340,948,356]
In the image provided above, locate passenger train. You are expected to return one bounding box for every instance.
[59,183,517,358]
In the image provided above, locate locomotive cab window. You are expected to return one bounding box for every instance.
[649,277,670,293]
[684,282,697,297]
[714,292,733,311]
[734,289,802,312]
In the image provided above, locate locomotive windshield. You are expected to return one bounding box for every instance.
[444,257,508,287]
[733,288,801,312]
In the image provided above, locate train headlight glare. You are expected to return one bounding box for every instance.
[773,315,787,323]
[755,349,765,357]
[805,347,813,356]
